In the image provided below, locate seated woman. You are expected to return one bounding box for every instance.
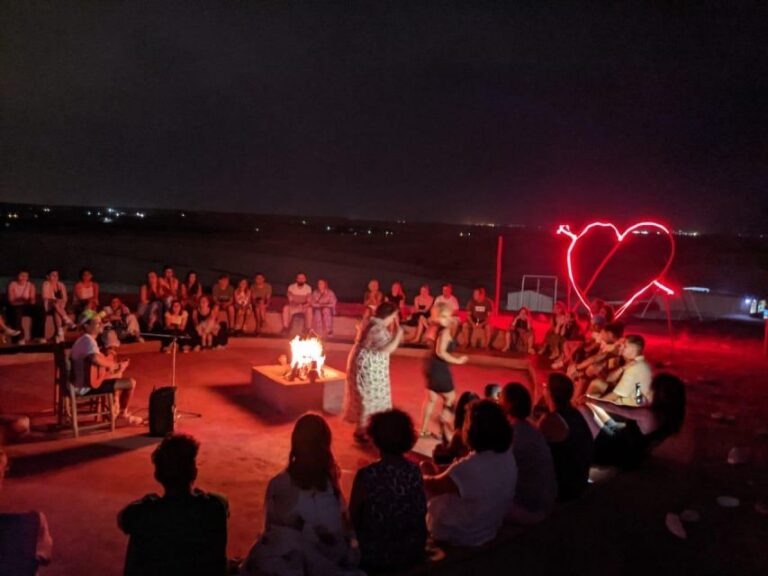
[541,301,575,359]
[432,391,479,465]
[161,300,189,353]
[362,279,384,321]
[192,296,221,350]
[350,410,427,571]
[403,284,434,343]
[233,278,254,334]
[384,281,408,321]
[180,271,203,312]
[138,271,164,332]
[581,373,686,469]
[503,306,535,354]
[42,269,76,343]
[423,400,517,547]
[73,268,100,317]
[241,414,364,576]
[538,373,594,501]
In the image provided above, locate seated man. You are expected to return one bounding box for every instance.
[587,335,652,406]
[461,287,494,348]
[310,278,337,337]
[6,269,45,345]
[281,273,312,334]
[211,274,235,332]
[118,434,229,576]
[70,317,142,424]
[159,265,180,310]
[418,283,459,339]
[567,322,624,390]
[102,297,143,342]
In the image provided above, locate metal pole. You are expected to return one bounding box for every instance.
[495,235,503,315]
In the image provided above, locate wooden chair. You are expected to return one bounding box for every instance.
[53,343,116,438]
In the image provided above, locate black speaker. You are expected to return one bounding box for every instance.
[149,386,176,437]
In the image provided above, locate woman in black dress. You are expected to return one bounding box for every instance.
[419,303,468,438]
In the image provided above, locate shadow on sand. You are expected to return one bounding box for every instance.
[8,434,159,478]
[207,383,309,425]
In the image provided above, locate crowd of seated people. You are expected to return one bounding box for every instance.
[104,360,684,575]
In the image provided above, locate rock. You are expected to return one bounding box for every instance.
[665,513,687,539]
[716,496,740,508]
[680,509,701,523]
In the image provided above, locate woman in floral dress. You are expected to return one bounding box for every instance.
[344,302,403,442]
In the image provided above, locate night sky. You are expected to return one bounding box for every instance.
[2,2,767,233]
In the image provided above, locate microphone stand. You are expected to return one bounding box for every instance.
[141,332,202,420]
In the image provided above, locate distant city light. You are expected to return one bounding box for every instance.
[42,207,51,213]
[683,286,711,293]
[102,217,113,223]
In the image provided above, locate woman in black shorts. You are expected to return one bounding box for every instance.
[419,303,468,439]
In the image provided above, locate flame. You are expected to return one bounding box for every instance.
[289,335,325,374]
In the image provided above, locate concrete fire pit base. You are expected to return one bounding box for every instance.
[251,365,346,415]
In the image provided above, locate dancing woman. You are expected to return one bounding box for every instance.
[419,303,467,439]
[344,302,403,443]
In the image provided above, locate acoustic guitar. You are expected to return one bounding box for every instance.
[85,352,128,390]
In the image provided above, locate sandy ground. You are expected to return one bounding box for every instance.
[1,333,768,575]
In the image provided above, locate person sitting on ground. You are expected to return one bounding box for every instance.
[432,391,479,465]
[586,334,652,406]
[211,274,235,333]
[73,268,100,317]
[538,373,594,501]
[181,270,203,312]
[461,287,495,349]
[250,273,272,334]
[423,399,517,547]
[311,278,338,337]
[138,271,164,332]
[282,273,313,334]
[242,413,363,576]
[426,283,459,337]
[233,278,254,334]
[404,284,434,343]
[0,449,53,573]
[162,300,189,353]
[582,373,686,469]
[159,265,180,310]
[42,269,76,343]
[192,296,221,350]
[362,279,384,321]
[384,281,408,321]
[102,297,143,343]
[350,409,427,571]
[6,270,45,345]
[118,434,229,576]
[500,383,557,524]
[567,321,624,393]
[70,316,142,424]
[503,306,535,354]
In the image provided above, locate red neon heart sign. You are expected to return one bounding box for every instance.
[557,221,675,319]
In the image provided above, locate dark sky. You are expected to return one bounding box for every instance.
[2,2,767,232]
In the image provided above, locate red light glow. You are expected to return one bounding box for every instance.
[557,221,675,319]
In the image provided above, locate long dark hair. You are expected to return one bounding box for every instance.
[287,413,340,495]
[455,391,480,432]
[184,270,201,294]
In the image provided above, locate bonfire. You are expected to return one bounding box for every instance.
[283,334,326,382]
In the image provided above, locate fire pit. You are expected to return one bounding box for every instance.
[251,335,346,415]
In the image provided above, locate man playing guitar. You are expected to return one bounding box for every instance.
[70,316,142,425]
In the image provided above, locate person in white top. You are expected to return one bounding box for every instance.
[42,269,76,343]
[431,283,460,337]
[73,268,100,316]
[6,270,45,344]
[587,335,653,406]
[311,278,338,337]
[500,383,557,524]
[282,273,313,333]
[422,399,517,547]
[70,316,142,424]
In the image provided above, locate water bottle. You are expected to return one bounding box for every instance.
[634,383,644,406]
